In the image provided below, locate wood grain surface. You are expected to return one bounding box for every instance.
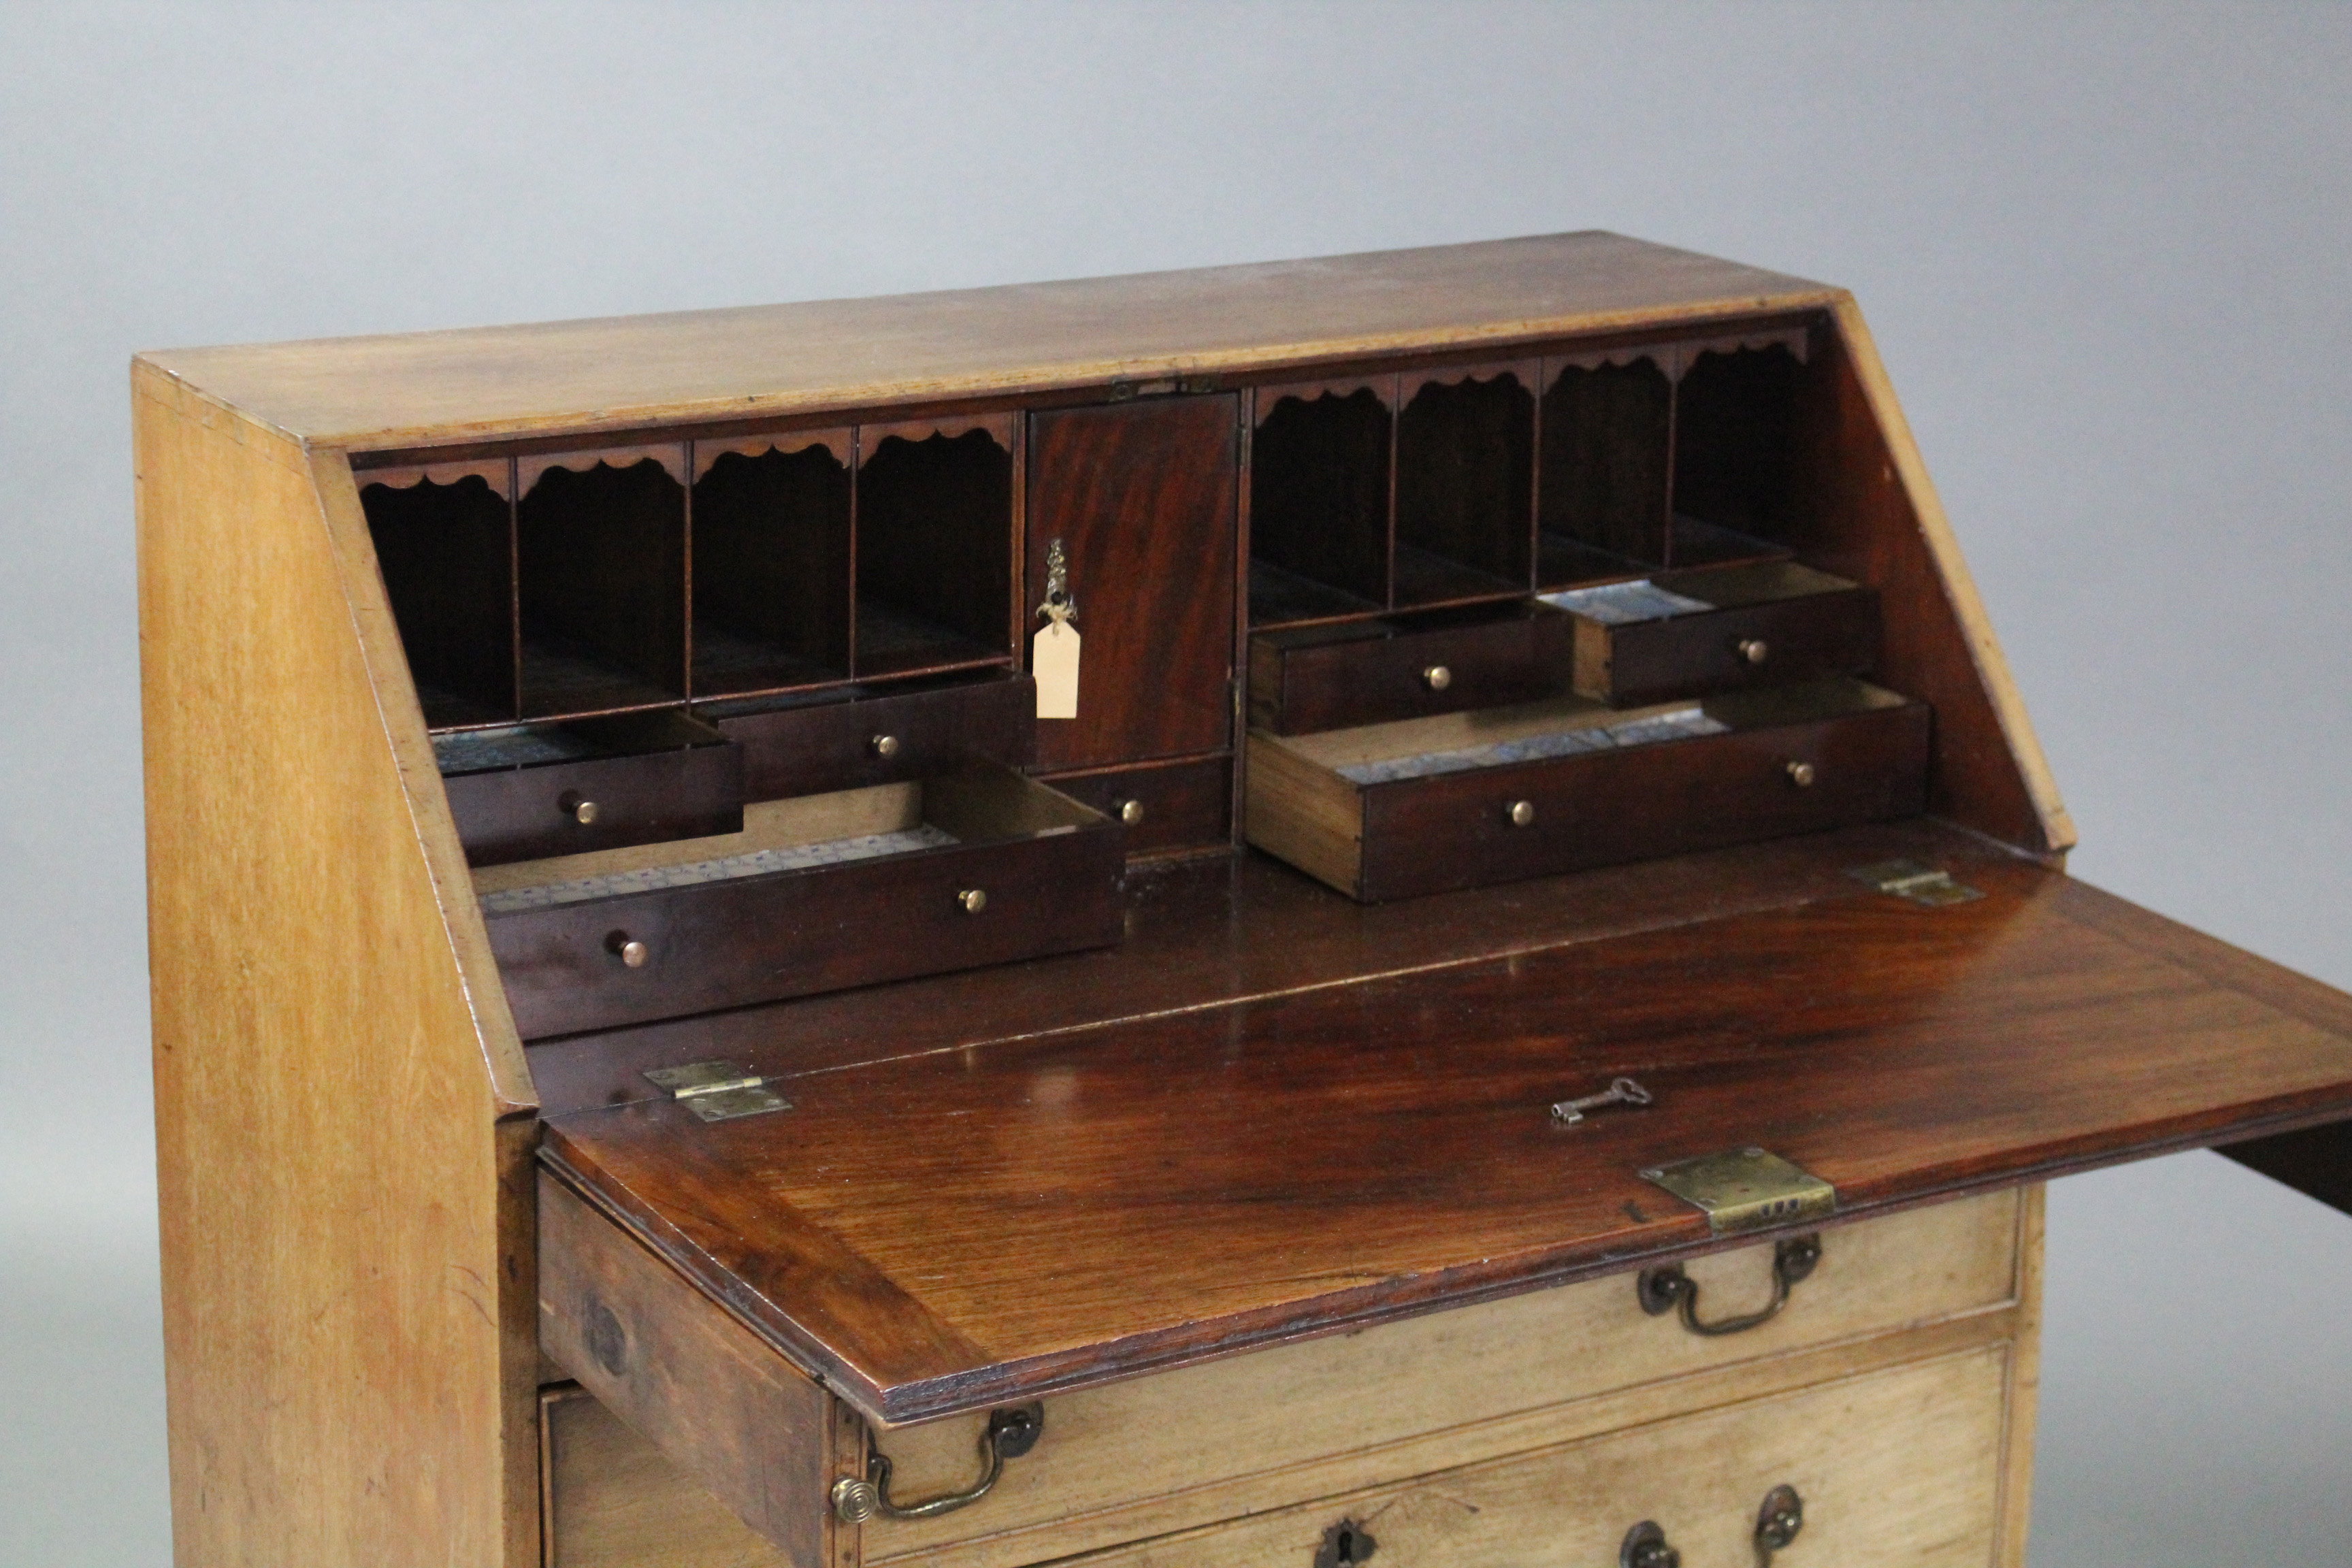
[540,1387,791,1568]
[1026,395,1238,770]
[137,372,537,1566]
[539,846,2352,1425]
[137,233,1838,449]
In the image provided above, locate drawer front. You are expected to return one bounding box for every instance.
[1034,755,1232,856]
[1251,609,1573,734]
[446,743,745,867]
[487,809,1120,1039]
[1357,698,1928,902]
[1064,1345,2009,1568]
[1575,586,1880,707]
[864,1191,2019,1565]
[713,674,1035,800]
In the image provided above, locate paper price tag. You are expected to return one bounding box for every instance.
[1033,618,1080,719]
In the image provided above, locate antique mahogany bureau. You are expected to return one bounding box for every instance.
[136,233,2352,1568]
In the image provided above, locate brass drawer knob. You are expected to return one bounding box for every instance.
[604,932,649,968]
[1637,1234,1822,1335]
[1737,637,1771,665]
[958,888,989,915]
[1117,798,1146,826]
[1785,760,1817,789]
[832,1403,1042,1523]
[1620,1520,1680,1568]
[871,733,900,759]
[1507,799,1537,828]
[1422,664,1452,691]
[560,791,601,825]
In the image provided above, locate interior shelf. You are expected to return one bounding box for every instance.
[853,424,1015,678]
[690,435,853,698]
[1250,384,1393,623]
[1393,366,1535,606]
[517,451,687,718]
[358,463,517,730]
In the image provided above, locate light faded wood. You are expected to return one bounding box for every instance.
[1827,298,2074,853]
[865,1193,2019,1567]
[137,368,536,1567]
[1062,1345,2009,1568]
[136,234,1838,451]
[1995,1184,2046,1568]
[472,783,924,896]
[542,1389,791,1568]
[1239,728,1365,894]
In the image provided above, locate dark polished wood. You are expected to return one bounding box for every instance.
[444,720,743,868]
[690,438,853,696]
[540,1175,832,1562]
[1026,396,1239,771]
[1250,386,1393,611]
[1673,343,1803,545]
[1569,574,1881,708]
[707,672,1035,802]
[487,765,1122,1039]
[1539,356,1671,574]
[359,472,517,728]
[518,453,691,717]
[1249,603,1575,735]
[855,427,1014,676]
[538,850,2352,1425]
[1034,753,1233,858]
[1352,687,1929,901]
[1394,365,1536,602]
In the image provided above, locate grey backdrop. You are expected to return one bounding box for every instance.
[3,3,2348,1564]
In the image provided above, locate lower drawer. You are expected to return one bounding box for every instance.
[1066,1345,2009,1568]
[480,762,1122,1037]
[1245,678,1929,901]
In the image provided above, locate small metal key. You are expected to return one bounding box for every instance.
[1551,1077,1653,1125]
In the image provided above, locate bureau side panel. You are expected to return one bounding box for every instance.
[136,368,536,1567]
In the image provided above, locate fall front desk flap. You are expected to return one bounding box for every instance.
[537,821,2352,1426]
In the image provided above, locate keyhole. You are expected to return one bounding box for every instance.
[1315,1518,1377,1567]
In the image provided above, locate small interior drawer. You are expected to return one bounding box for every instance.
[703,672,1035,802]
[1033,754,1232,858]
[436,711,743,868]
[1546,561,1880,707]
[479,762,1120,1037]
[1060,1345,2008,1568]
[1246,679,1929,901]
[1248,602,1575,735]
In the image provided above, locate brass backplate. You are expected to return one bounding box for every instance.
[1639,1148,1837,1235]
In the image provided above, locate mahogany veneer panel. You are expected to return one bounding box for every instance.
[542,849,2352,1424]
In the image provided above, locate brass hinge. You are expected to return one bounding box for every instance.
[1847,858,1982,906]
[643,1060,791,1123]
[1639,1147,1837,1235]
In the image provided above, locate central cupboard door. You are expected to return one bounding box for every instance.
[1026,397,1238,772]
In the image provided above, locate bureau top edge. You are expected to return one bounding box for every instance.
[130,231,1844,450]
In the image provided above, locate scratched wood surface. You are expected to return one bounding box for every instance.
[540,848,2352,1425]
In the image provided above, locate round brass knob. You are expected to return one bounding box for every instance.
[1737,638,1771,666]
[561,791,600,825]
[958,888,989,915]
[1422,664,1453,691]
[605,932,649,967]
[870,734,900,759]
[1508,799,1537,828]
[1786,761,1817,788]
[830,1476,881,1524]
[1117,798,1146,826]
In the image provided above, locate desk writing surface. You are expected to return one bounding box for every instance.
[539,836,2352,1425]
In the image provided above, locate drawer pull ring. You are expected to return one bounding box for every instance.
[1637,1234,1822,1335]
[832,1403,1043,1523]
[1422,664,1453,691]
[1620,1520,1680,1568]
[871,733,900,759]
[1117,798,1147,826]
[560,791,600,825]
[1754,1484,1805,1566]
[1508,799,1537,828]
[1737,637,1771,665]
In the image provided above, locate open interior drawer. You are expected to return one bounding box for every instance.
[1246,677,1928,901]
[436,710,744,867]
[1247,601,1575,735]
[480,761,1120,1038]
[1545,561,1880,706]
[532,830,2352,1560]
